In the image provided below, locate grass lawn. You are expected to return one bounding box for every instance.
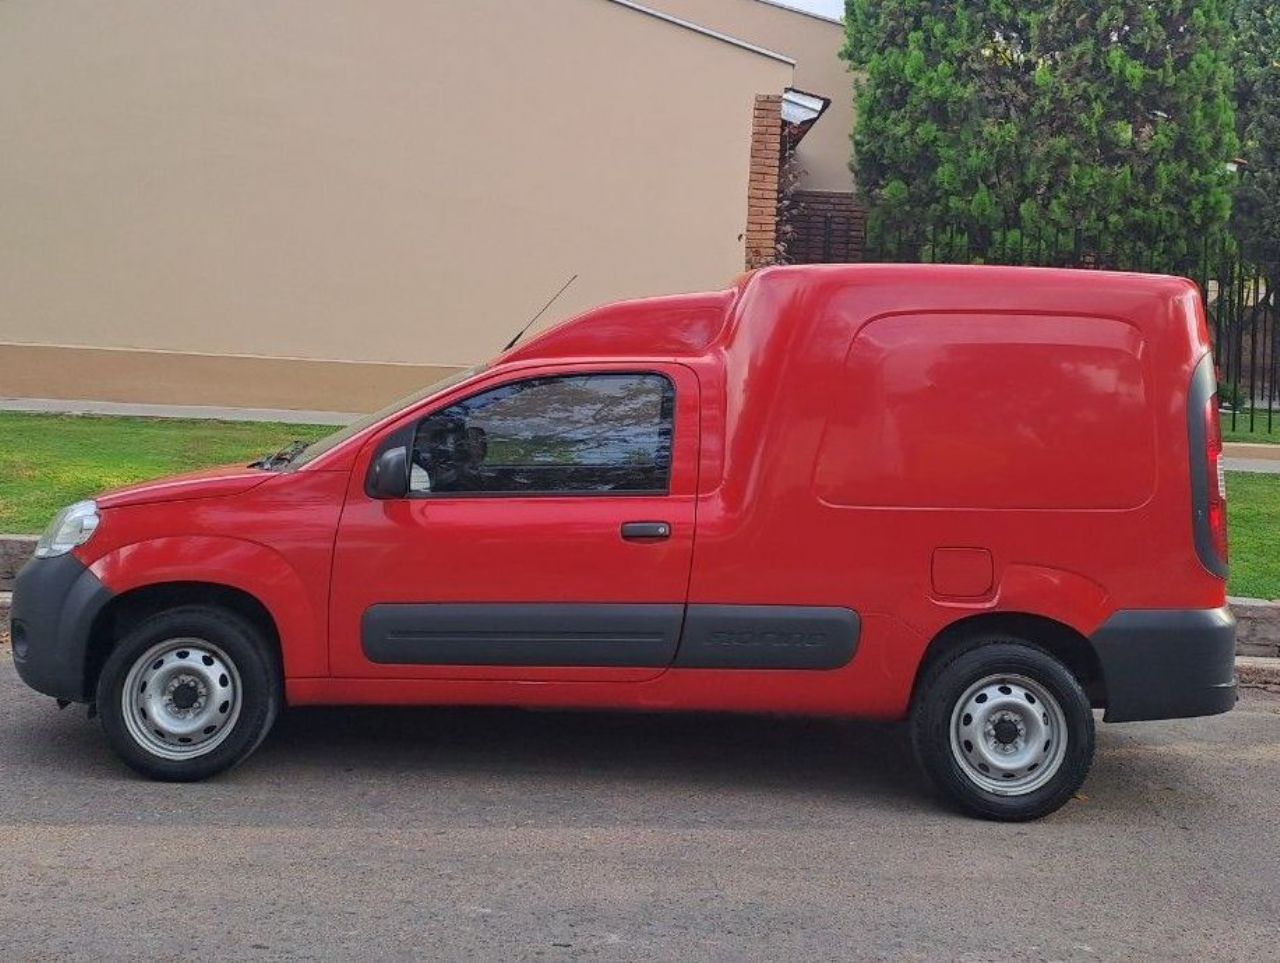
[0,412,331,533]
[1222,410,1280,444]
[2,413,1277,599]
[1225,470,1280,600]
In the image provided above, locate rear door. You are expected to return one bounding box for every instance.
[328,362,699,681]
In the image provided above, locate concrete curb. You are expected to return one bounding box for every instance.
[1237,656,1280,688]
[0,536,37,593]
[1228,596,1280,658]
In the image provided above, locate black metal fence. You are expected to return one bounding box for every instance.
[802,216,1280,437]
[1199,256,1280,437]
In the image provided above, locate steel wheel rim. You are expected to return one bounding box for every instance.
[120,638,243,760]
[948,673,1068,796]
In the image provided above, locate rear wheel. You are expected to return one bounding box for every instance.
[911,639,1095,821]
[96,605,280,781]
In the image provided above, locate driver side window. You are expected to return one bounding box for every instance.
[410,373,674,496]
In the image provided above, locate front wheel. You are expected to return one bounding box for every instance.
[911,640,1095,821]
[96,605,280,781]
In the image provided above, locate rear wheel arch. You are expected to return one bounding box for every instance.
[86,582,283,700]
[913,612,1107,710]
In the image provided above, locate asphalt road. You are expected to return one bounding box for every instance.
[1,651,1277,961]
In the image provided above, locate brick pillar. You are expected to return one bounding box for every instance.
[745,93,783,269]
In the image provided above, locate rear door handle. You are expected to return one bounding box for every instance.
[621,521,671,541]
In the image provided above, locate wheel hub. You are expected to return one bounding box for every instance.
[948,674,1069,796]
[992,716,1021,746]
[120,639,243,760]
[167,676,204,712]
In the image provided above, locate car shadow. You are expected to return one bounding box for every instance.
[15,658,1206,821]
[3,662,1243,825]
[256,702,933,807]
[0,660,930,811]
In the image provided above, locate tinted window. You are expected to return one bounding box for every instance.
[410,373,674,495]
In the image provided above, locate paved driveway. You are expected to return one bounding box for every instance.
[1,652,1277,960]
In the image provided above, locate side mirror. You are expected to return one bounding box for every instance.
[368,445,410,499]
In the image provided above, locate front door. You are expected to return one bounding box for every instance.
[328,362,700,682]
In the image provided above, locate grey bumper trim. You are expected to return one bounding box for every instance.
[10,554,113,703]
[1092,606,1237,722]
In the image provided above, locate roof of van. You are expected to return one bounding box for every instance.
[500,264,1199,365]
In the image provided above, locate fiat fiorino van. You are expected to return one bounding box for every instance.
[11,265,1236,820]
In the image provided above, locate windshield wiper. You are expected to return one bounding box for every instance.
[251,439,309,470]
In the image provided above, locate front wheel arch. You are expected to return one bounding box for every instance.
[86,582,283,702]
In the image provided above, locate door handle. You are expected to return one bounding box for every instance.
[621,521,671,541]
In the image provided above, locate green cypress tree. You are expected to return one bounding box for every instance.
[1231,0,1280,265]
[843,1,1239,269]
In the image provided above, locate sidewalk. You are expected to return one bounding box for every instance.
[1224,457,1280,474]
[0,397,356,426]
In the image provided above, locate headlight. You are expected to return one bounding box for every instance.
[35,500,101,558]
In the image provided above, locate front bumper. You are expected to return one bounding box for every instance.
[1092,606,1237,723]
[9,554,113,703]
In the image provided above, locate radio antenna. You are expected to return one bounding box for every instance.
[502,274,578,352]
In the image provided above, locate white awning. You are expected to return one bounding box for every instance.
[782,88,828,126]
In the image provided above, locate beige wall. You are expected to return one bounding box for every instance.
[650,0,853,193]
[0,0,791,410]
[0,345,460,414]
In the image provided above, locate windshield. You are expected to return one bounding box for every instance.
[285,364,486,469]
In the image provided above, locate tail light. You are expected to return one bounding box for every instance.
[1189,355,1228,578]
[1203,392,1228,565]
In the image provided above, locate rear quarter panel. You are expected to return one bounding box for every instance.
[687,267,1221,719]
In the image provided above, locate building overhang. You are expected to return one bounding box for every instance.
[602,0,796,65]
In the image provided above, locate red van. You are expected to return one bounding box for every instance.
[11,265,1235,820]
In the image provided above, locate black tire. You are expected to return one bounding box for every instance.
[910,639,1095,821]
[95,605,280,781]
